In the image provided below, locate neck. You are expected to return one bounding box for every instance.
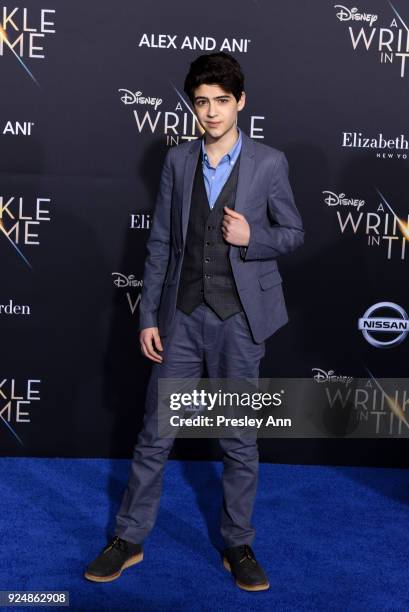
[204,124,239,158]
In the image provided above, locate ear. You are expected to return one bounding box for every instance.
[237,90,246,111]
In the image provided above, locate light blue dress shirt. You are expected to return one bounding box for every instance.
[201,126,242,209]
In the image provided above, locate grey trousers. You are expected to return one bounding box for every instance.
[114,303,266,547]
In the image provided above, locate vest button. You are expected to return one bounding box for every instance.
[204,257,210,263]
[205,274,210,279]
[205,241,210,246]
[207,225,211,230]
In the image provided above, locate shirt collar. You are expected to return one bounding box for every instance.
[202,126,242,168]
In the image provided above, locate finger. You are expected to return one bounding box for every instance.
[152,330,163,352]
[223,206,242,219]
[141,338,163,362]
[143,347,163,363]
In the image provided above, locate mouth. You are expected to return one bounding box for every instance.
[207,122,221,127]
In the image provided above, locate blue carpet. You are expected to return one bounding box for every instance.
[1,458,409,611]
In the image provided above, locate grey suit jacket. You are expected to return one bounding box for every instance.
[139,130,304,344]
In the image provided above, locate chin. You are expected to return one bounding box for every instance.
[207,125,225,135]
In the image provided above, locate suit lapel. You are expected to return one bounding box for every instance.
[181,130,255,244]
[181,137,201,243]
[234,131,255,214]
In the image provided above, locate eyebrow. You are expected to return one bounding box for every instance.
[193,94,231,101]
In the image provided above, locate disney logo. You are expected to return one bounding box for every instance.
[312,368,354,386]
[323,190,365,211]
[334,5,378,27]
[118,89,163,110]
[112,273,143,288]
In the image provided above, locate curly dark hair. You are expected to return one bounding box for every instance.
[184,52,245,103]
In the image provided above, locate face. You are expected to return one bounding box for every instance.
[192,83,245,139]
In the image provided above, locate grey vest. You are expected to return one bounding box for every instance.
[176,148,243,319]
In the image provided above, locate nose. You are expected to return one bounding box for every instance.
[207,101,217,117]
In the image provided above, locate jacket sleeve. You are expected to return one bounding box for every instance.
[240,152,304,261]
[139,148,174,330]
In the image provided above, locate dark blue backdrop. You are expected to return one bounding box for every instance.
[1,0,408,463]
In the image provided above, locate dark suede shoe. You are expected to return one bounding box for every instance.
[84,536,143,582]
[223,544,269,591]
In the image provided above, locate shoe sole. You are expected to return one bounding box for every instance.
[223,557,270,591]
[84,551,144,583]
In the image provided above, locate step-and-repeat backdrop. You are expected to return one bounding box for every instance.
[1,1,408,464]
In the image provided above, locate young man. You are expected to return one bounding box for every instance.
[85,52,304,591]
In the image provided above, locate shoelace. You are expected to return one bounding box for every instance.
[237,544,256,564]
[103,536,127,554]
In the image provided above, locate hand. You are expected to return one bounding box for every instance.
[140,327,163,363]
[222,206,250,247]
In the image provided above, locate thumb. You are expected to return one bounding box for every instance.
[153,329,163,351]
[224,206,241,219]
